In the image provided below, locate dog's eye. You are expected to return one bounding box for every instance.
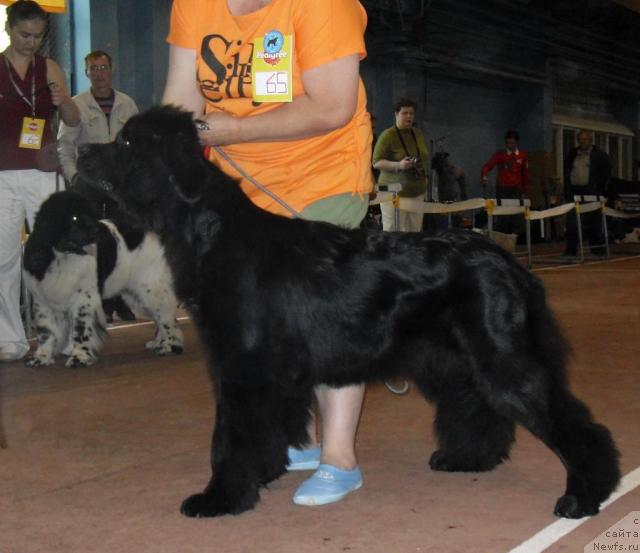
[116,133,131,148]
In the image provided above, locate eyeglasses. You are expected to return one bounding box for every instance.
[87,64,111,73]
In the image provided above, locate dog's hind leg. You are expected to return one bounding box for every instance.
[478,359,620,519]
[544,388,620,518]
[417,374,515,472]
[128,288,184,355]
[180,380,289,517]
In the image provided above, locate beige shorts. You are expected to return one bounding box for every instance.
[300,192,368,230]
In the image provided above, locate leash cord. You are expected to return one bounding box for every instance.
[212,145,300,218]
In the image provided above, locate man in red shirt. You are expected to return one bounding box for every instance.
[481,130,528,233]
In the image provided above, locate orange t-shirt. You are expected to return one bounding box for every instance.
[167,0,374,215]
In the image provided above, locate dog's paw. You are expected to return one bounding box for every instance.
[65,352,96,368]
[151,341,183,356]
[429,450,503,472]
[144,339,157,351]
[180,492,233,518]
[24,355,54,368]
[170,344,184,355]
[180,486,258,518]
[554,494,599,519]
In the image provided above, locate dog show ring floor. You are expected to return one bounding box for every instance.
[0,254,639,553]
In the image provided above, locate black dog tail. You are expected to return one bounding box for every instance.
[526,277,621,517]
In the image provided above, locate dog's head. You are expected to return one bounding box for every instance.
[76,106,213,234]
[30,191,101,256]
[431,152,449,173]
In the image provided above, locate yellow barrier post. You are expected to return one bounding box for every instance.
[486,199,495,237]
[392,194,400,232]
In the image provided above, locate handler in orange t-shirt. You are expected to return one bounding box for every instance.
[163,0,373,509]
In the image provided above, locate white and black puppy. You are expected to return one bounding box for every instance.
[23,190,183,367]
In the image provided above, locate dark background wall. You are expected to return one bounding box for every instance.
[45,0,640,199]
[86,0,171,109]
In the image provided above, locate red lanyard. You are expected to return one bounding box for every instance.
[4,54,37,118]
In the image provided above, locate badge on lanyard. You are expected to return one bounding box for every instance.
[19,117,46,149]
[252,30,293,103]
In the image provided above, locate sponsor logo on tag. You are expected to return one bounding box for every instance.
[260,30,285,66]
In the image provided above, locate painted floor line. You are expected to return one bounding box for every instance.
[507,466,640,553]
[107,315,191,332]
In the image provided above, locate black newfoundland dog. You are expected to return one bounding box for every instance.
[77,106,619,519]
[23,190,183,367]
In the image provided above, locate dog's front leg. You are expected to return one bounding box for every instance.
[180,382,288,517]
[65,292,106,368]
[25,298,62,367]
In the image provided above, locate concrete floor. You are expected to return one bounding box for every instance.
[1,254,639,553]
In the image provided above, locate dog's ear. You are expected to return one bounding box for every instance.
[164,137,209,203]
[152,109,209,203]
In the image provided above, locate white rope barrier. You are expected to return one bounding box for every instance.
[371,195,640,266]
[373,196,640,222]
[527,203,574,220]
[577,201,605,215]
[604,206,640,219]
[397,197,487,214]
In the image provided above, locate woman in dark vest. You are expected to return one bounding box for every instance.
[0,0,79,362]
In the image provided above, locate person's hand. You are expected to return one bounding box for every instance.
[397,157,414,171]
[481,176,489,184]
[197,111,241,147]
[48,82,67,107]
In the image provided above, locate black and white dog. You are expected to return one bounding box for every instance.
[23,190,183,367]
[77,106,619,519]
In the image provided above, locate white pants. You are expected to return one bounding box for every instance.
[380,200,423,232]
[0,170,59,355]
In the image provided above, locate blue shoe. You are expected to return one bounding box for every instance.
[293,464,363,506]
[286,445,321,471]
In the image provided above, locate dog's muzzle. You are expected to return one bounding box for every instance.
[97,179,114,192]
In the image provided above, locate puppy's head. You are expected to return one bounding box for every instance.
[31,191,101,255]
[76,106,210,234]
[431,152,449,172]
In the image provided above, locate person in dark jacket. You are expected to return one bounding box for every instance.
[563,130,611,256]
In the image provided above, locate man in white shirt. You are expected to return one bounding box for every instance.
[57,50,138,183]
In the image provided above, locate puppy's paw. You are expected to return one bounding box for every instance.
[144,339,158,351]
[554,494,599,519]
[152,340,183,356]
[24,354,54,368]
[65,351,96,368]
